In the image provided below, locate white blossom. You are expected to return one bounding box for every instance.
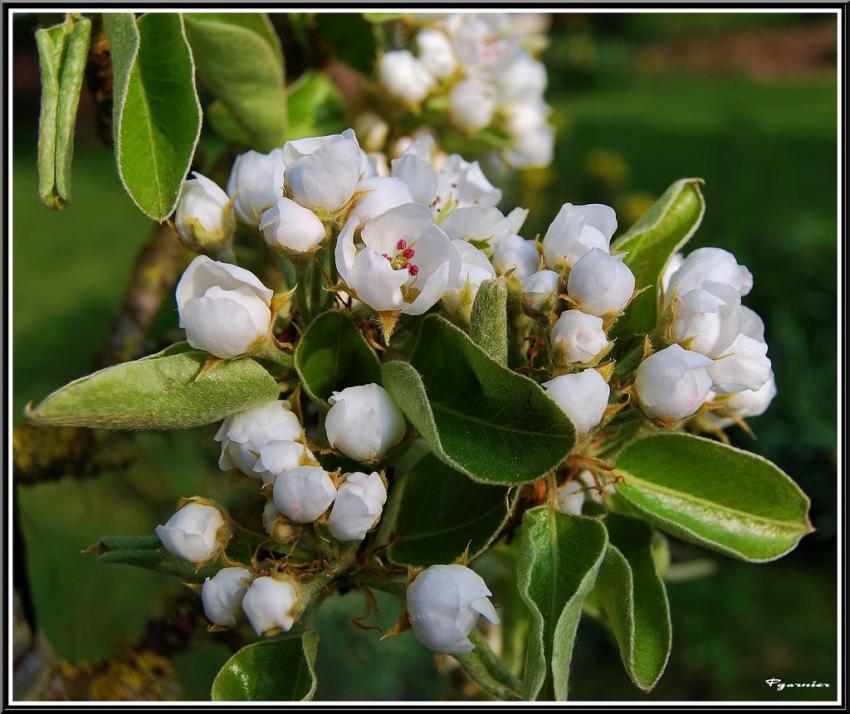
[175,173,235,254]
[328,471,387,541]
[241,576,300,637]
[492,233,539,279]
[272,465,337,523]
[215,401,302,477]
[556,472,601,516]
[259,197,325,255]
[522,269,560,311]
[156,502,227,564]
[407,564,500,654]
[567,248,635,317]
[543,203,617,271]
[325,384,407,462]
[226,149,285,226]
[253,440,317,485]
[348,177,414,228]
[550,309,609,365]
[664,247,753,307]
[202,567,250,627]
[442,240,496,315]
[379,50,435,104]
[175,256,273,359]
[634,344,714,422]
[544,369,610,435]
[448,76,497,132]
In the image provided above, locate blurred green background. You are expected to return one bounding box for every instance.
[12,11,837,702]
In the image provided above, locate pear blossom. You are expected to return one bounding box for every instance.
[498,52,547,103]
[326,384,406,462]
[416,29,457,79]
[550,309,609,365]
[440,206,517,246]
[448,76,497,132]
[176,256,273,359]
[556,472,601,516]
[335,203,460,315]
[226,149,285,226]
[174,173,235,254]
[202,567,250,627]
[215,401,303,477]
[283,129,368,215]
[708,333,772,394]
[241,575,300,637]
[252,441,317,485]
[156,502,227,564]
[543,203,618,271]
[272,465,337,523]
[664,247,753,306]
[522,269,560,311]
[442,240,496,315]
[634,344,714,422]
[669,282,744,357]
[328,472,387,541]
[379,50,435,104]
[567,248,636,317]
[348,177,414,228]
[259,197,325,255]
[407,564,500,655]
[544,369,610,435]
[492,233,539,279]
[708,373,778,426]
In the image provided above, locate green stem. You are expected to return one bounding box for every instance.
[468,629,524,694]
[250,334,294,370]
[454,648,523,701]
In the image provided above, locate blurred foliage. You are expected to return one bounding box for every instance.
[12,11,836,701]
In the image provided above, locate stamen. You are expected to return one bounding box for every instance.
[408,264,419,276]
[402,248,415,259]
[396,239,407,251]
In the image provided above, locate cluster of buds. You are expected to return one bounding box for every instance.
[376,13,554,168]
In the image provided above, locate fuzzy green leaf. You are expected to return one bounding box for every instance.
[295,311,382,406]
[381,315,574,485]
[614,432,812,562]
[388,452,512,566]
[594,514,672,692]
[517,507,608,700]
[470,277,509,366]
[183,13,287,151]
[96,547,220,581]
[27,349,279,430]
[212,633,319,701]
[36,16,91,208]
[611,178,705,339]
[105,13,202,221]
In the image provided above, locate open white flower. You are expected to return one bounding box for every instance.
[708,333,772,394]
[707,373,778,427]
[175,173,235,254]
[550,309,610,365]
[241,575,301,637]
[669,282,744,357]
[272,465,337,523]
[156,502,227,564]
[328,471,387,541]
[440,206,522,246]
[543,203,617,271]
[215,401,303,477]
[442,240,496,316]
[335,203,460,315]
[567,248,635,317]
[202,567,250,628]
[544,369,610,435]
[259,197,325,256]
[283,129,367,215]
[407,564,500,655]
[226,148,285,226]
[379,50,435,104]
[634,344,714,422]
[325,384,406,462]
[176,256,273,359]
[492,233,539,279]
[348,177,414,228]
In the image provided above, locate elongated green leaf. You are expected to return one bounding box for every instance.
[611,178,705,339]
[295,311,382,405]
[97,547,220,581]
[93,534,162,551]
[183,13,287,151]
[517,507,608,700]
[286,71,346,140]
[212,633,319,701]
[388,453,512,566]
[36,16,91,208]
[470,278,508,366]
[594,514,671,692]
[382,315,574,485]
[27,349,279,430]
[105,13,202,221]
[614,432,812,562]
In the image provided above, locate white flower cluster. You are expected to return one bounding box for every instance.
[634,248,775,424]
[378,13,554,168]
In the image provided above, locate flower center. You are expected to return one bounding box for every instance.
[383,239,419,276]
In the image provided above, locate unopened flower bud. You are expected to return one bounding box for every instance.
[175,173,235,255]
[492,234,539,279]
[215,401,303,476]
[567,248,635,317]
[708,334,772,394]
[550,309,609,365]
[669,283,743,357]
[442,240,496,317]
[241,575,301,637]
[253,440,316,485]
[714,373,778,422]
[544,369,610,435]
[448,77,497,133]
[326,384,406,462]
[262,502,297,542]
[176,256,273,359]
[634,344,714,422]
[543,203,617,271]
[665,247,753,306]
[259,198,325,255]
[379,50,435,104]
[272,465,337,523]
[556,472,600,516]
[328,472,387,541]
[202,567,250,627]
[226,148,285,226]
[407,564,500,654]
[156,501,228,564]
[522,269,560,311]
[417,30,457,79]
